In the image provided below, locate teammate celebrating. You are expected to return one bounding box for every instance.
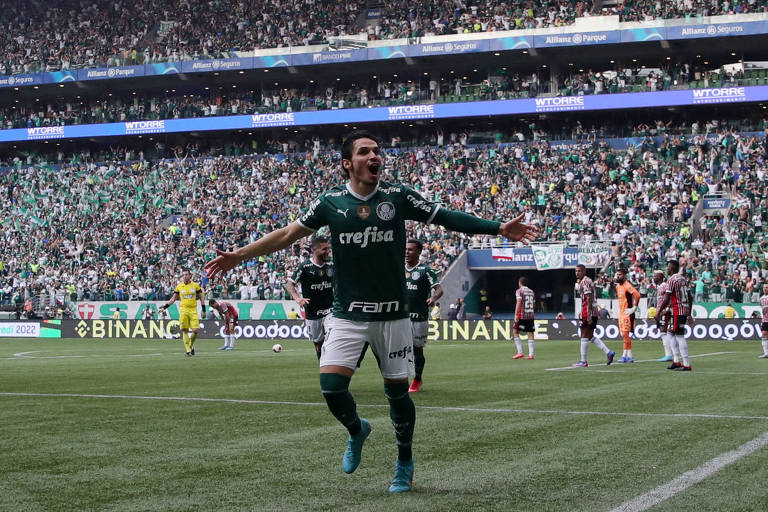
[204,131,538,493]
[209,298,238,350]
[615,267,641,363]
[656,260,693,371]
[404,239,443,393]
[572,265,615,367]
[653,270,674,362]
[160,269,205,357]
[759,283,768,358]
[285,236,334,360]
[512,276,536,360]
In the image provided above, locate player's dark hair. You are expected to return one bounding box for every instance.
[406,239,423,250]
[208,299,217,306]
[576,264,586,271]
[519,276,528,286]
[668,259,680,272]
[311,236,328,247]
[341,130,379,178]
[617,267,628,274]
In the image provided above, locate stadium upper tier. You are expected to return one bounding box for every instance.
[3,61,764,133]
[1,127,765,307]
[1,0,767,80]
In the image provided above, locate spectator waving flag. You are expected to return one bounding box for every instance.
[532,244,564,270]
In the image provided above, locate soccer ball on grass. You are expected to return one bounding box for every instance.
[272,343,283,353]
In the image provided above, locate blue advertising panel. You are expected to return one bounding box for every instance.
[180,58,252,73]
[291,49,368,66]
[490,36,535,50]
[620,27,666,42]
[47,70,77,83]
[4,86,768,143]
[367,45,411,60]
[467,248,580,269]
[666,20,765,40]
[77,65,145,81]
[146,62,181,76]
[410,39,490,57]
[252,54,292,68]
[534,30,621,48]
[0,73,44,88]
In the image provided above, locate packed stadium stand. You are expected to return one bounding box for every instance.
[2,2,768,317]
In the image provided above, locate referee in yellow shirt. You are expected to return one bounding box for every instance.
[160,269,206,356]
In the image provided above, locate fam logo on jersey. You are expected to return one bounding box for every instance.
[357,205,371,219]
[376,201,396,221]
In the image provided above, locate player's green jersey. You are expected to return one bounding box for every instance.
[298,181,440,321]
[289,259,334,320]
[405,263,439,322]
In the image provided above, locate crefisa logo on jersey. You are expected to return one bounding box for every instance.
[376,201,396,221]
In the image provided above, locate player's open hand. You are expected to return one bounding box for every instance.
[205,249,241,279]
[296,297,310,307]
[499,214,538,245]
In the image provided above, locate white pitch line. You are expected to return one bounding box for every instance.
[9,351,87,360]
[0,392,767,421]
[545,352,735,371]
[610,432,768,512]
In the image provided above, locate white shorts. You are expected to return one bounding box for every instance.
[321,315,412,379]
[411,320,428,348]
[306,317,327,345]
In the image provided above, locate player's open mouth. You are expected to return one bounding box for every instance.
[369,164,380,175]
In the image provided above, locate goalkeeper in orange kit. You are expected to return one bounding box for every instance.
[615,267,641,363]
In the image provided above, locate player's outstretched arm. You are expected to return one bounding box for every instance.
[205,222,314,279]
[498,214,539,244]
[285,280,310,307]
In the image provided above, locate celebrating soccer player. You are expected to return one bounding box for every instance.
[285,236,334,359]
[512,276,536,360]
[572,264,615,367]
[614,267,640,363]
[404,239,443,393]
[204,130,538,492]
[652,270,674,362]
[160,269,205,357]
[209,298,239,350]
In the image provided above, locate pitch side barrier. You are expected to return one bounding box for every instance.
[0,319,759,342]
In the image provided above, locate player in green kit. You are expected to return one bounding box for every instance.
[204,131,538,493]
[285,236,334,359]
[404,239,443,393]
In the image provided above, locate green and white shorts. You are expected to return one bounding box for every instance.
[321,315,412,379]
[411,320,428,348]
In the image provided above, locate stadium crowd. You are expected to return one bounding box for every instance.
[1,61,754,130]
[2,121,768,311]
[2,0,765,76]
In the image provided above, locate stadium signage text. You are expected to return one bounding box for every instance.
[190,59,245,71]
[27,126,65,140]
[125,120,166,134]
[387,104,435,120]
[86,68,137,78]
[534,96,585,112]
[72,319,180,339]
[544,33,608,45]
[251,112,295,127]
[692,87,746,104]
[312,52,353,63]
[0,322,41,338]
[421,42,480,54]
[0,75,34,86]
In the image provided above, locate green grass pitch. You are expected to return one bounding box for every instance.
[1,337,767,511]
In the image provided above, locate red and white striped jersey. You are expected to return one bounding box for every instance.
[665,274,691,316]
[515,286,535,320]
[217,301,238,319]
[760,294,768,323]
[656,282,668,309]
[577,276,596,319]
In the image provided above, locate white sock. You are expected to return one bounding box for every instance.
[580,338,589,361]
[622,349,628,357]
[762,339,768,355]
[514,337,523,354]
[662,332,672,357]
[677,335,689,366]
[592,336,609,354]
[229,335,236,348]
[668,334,680,363]
[627,349,633,359]
[528,339,535,357]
